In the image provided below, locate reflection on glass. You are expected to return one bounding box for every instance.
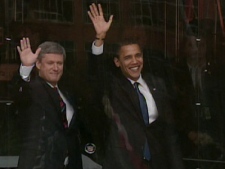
[0,0,225,169]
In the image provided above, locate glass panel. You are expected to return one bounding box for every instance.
[0,0,225,168]
[131,1,153,26]
[8,0,74,23]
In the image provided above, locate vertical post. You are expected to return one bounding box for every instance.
[164,0,167,59]
[14,0,17,21]
[22,0,24,23]
[175,0,179,59]
[213,1,218,62]
[0,27,3,45]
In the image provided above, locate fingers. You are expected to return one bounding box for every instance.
[88,3,102,19]
[87,3,97,21]
[19,37,30,51]
[91,3,100,16]
[98,4,103,16]
[88,3,114,24]
[26,38,31,48]
[17,46,21,54]
[87,11,94,21]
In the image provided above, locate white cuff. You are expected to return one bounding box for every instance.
[92,41,103,55]
[20,64,34,81]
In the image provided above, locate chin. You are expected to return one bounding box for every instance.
[130,76,140,81]
[49,79,59,84]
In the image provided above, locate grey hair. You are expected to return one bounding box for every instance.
[37,41,66,60]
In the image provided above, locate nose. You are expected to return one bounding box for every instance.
[131,56,138,63]
[53,63,58,70]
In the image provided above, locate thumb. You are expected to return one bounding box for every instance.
[108,15,113,26]
[35,48,41,56]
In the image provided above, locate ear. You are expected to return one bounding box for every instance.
[114,57,120,67]
[36,60,41,70]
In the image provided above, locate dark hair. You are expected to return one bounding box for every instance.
[37,41,66,61]
[115,38,143,58]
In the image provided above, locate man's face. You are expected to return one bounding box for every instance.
[36,53,64,86]
[114,44,143,81]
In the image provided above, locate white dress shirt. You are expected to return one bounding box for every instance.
[20,65,74,125]
[129,76,158,124]
[20,40,105,124]
[91,43,158,123]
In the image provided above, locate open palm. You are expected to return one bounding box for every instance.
[17,38,41,66]
[88,3,113,37]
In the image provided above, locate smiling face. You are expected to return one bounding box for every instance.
[114,44,143,81]
[36,53,64,87]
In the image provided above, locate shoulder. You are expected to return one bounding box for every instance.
[143,73,166,88]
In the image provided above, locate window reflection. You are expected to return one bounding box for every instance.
[174,34,225,168]
[0,0,225,169]
[131,0,154,26]
[8,0,74,23]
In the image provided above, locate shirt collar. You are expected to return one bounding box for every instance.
[46,82,58,89]
[128,75,144,86]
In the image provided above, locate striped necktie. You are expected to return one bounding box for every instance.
[54,87,68,129]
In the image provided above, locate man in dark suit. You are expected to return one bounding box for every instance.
[12,38,83,169]
[87,3,184,169]
[173,35,224,167]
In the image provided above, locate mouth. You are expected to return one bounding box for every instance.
[130,66,140,71]
[50,73,60,77]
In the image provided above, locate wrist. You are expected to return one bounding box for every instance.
[95,33,106,40]
[95,37,105,41]
[94,40,104,47]
[22,64,34,67]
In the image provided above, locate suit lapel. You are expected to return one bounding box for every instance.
[114,75,144,124]
[36,77,64,127]
[44,83,61,113]
[60,89,77,128]
[143,74,168,119]
[143,74,157,100]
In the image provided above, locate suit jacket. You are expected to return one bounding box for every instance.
[12,75,83,169]
[88,54,184,169]
[173,60,225,159]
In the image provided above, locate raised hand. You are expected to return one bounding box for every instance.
[17,37,41,66]
[88,3,113,39]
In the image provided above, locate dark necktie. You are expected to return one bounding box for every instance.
[134,82,149,125]
[54,87,68,129]
[134,82,151,160]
